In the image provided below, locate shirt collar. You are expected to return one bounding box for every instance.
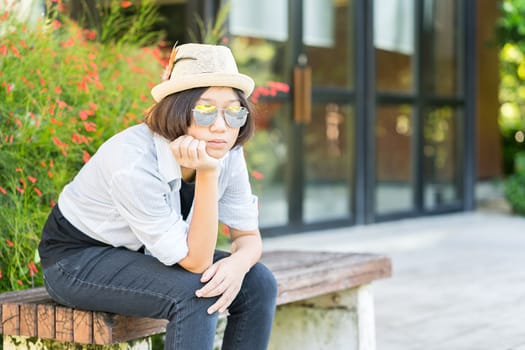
[153,133,181,183]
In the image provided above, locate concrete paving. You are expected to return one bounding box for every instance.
[262,204,525,350]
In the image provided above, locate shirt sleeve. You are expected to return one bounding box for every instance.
[109,164,188,266]
[218,147,259,231]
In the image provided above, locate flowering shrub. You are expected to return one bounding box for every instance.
[0,2,165,291]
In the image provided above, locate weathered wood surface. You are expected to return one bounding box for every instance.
[0,250,391,345]
[261,251,391,305]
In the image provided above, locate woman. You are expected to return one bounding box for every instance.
[38,43,278,350]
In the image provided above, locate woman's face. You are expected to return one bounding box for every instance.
[187,87,242,159]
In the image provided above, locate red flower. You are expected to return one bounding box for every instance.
[79,110,89,120]
[251,170,265,180]
[27,176,37,183]
[17,280,23,286]
[121,1,133,8]
[34,188,43,197]
[84,122,96,132]
[6,239,14,247]
[52,136,63,147]
[28,262,39,277]
[83,150,91,163]
[11,46,21,57]
[56,99,68,109]
[52,19,61,30]
[0,186,6,195]
[221,224,230,237]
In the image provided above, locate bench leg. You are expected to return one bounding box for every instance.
[3,335,152,349]
[268,283,376,350]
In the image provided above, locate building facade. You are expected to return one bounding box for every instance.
[158,0,501,236]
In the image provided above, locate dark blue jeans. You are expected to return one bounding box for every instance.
[42,247,277,349]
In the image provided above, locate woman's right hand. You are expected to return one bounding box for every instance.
[170,135,219,171]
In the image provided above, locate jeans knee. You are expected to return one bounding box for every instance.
[165,272,218,320]
[247,263,278,308]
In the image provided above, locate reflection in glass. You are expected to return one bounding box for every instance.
[375,105,414,214]
[244,101,289,227]
[374,0,415,92]
[423,0,460,95]
[229,0,288,42]
[423,107,461,209]
[304,104,354,223]
[305,0,354,88]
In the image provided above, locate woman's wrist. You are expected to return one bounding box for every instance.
[196,167,220,179]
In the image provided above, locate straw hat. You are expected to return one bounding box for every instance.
[151,43,255,102]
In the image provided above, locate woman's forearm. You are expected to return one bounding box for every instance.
[178,169,219,273]
[230,230,262,273]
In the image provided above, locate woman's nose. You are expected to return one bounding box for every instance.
[210,110,227,130]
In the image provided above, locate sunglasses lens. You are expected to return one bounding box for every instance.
[193,105,218,126]
[225,107,248,128]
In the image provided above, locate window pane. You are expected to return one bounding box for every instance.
[305,0,354,88]
[244,101,290,227]
[375,105,414,214]
[229,0,288,42]
[229,14,291,228]
[374,0,415,92]
[423,0,460,95]
[304,103,354,223]
[423,107,461,209]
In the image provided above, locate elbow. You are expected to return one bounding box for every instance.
[177,256,213,274]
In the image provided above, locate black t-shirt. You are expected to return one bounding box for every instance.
[180,179,195,220]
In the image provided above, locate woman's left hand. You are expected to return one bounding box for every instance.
[195,255,248,314]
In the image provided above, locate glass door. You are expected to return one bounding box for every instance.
[227,0,356,231]
[300,0,356,224]
[371,0,466,220]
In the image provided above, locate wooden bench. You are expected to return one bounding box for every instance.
[1,250,391,350]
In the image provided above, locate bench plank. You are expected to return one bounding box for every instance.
[2,304,20,335]
[261,251,391,305]
[0,251,392,345]
[73,309,93,344]
[111,316,168,343]
[56,306,74,342]
[37,304,55,339]
[93,312,112,344]
[19,304,37,337]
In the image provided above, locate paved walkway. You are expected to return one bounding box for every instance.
[263,204,525,350]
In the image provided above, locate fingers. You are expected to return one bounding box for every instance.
[200,264,217,283]
[170,136,209,169]
[207,287,239,314]
[172,136,199,161]
[196,274,225,298]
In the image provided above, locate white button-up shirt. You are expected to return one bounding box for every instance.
[58,123,258,266]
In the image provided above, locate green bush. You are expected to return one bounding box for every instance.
[497,1,525,174]
[0,2,164,291]
[504,152,525,215]
[504,172,525,215]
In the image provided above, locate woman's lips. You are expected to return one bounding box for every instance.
[207,139,228,148]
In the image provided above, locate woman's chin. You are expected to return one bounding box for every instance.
[206,148,228,160]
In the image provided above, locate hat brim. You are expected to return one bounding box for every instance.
[151,73,255,102]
